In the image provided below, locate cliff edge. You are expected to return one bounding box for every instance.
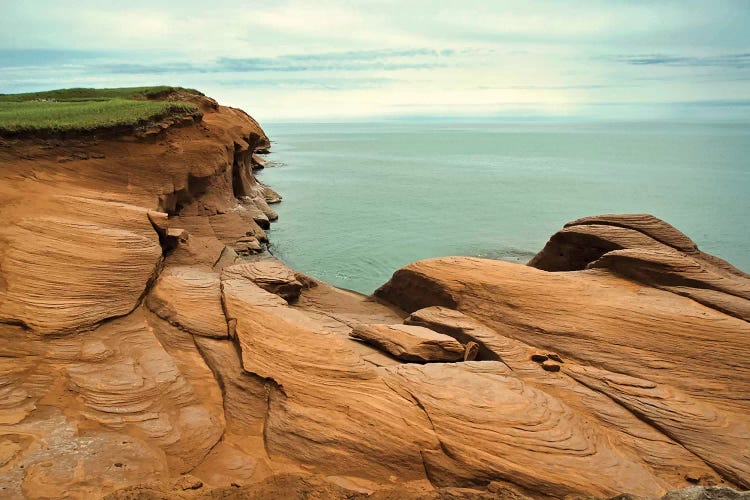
[1,92,748,499]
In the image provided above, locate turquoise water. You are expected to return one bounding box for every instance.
[257,122,750,294]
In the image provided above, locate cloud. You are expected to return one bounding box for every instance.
[1,48,452,75]
[214,50,448,72]
[617,53,750,68]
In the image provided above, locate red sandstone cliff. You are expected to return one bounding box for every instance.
[0,94,748,499]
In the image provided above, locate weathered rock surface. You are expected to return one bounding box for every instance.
[104,472,533,499]
[221,275,440,482]
[660,486,750,500]
[351,324,466,362]
[2,91,749,499]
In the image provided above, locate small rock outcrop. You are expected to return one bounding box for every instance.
[528,213,750,322]
[541,360,561,372]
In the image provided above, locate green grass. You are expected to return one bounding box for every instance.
[0,86,202,102]
[0,99,198,133]
[0,86,202,135]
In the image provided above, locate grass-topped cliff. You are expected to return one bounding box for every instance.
[0,86,202,136]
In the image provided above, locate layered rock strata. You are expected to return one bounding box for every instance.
[1,92,749,499]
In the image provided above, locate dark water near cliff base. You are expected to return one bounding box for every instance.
[257,121,750,294]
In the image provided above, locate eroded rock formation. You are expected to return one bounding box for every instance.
[1,93,748,499]
[376,217,750,494]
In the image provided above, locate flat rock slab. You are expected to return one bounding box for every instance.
[350,324,465,362]
[222,260,302,302]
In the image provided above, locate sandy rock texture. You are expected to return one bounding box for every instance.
[1,92,749,499]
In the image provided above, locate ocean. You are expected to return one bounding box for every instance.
[257,121,750,294]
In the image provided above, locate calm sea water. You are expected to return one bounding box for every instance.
[257,121,750,294]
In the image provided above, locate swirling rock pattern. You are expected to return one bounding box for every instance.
[0,198,162,334]
[385,362,669,498]
[0,94,272,497]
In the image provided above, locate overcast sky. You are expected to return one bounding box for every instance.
[1,0,749,121]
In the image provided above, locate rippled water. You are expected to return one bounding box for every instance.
[257,121,750,294]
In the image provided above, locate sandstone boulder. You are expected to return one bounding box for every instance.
[404,306,503,361]
[350,324,466,362]
[222,260,303,302]
[541,360,561,372]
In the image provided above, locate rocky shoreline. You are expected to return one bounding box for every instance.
[0,93,749,499]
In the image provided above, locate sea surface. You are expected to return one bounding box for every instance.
[257,121,750,294]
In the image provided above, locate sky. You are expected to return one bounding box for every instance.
[1,0,749,121]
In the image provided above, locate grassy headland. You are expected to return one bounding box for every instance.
[0,86,202,136]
